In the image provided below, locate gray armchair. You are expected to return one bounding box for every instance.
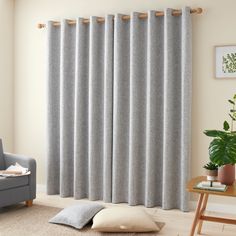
[0,139,36,207]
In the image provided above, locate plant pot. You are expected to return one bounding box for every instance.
[218,164,235,185]
[205,169,218,181]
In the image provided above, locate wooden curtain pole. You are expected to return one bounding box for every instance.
[37,7,203,29]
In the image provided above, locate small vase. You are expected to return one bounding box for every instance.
[218,164,235,185]
[205,169,218,181]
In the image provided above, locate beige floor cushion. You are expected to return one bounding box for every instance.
[92,207,161,232]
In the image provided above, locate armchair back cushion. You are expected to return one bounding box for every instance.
[0,139,5,170]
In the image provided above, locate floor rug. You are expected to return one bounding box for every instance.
[0,204,164,236]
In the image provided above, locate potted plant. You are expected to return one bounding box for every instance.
[203,162,218,181]
[204,94,236,185]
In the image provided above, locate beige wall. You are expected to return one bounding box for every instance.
[0,0,14,152]
[14,0,236,205]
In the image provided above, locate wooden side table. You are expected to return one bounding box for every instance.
[187,176,236,236]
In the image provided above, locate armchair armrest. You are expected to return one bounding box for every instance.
[3,152,36,200]
[4,153,36,170]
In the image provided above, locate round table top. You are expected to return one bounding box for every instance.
[186,176,236,197]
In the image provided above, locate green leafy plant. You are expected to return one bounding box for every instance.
[222,53,236,73]
[203,162,218,170]
[204,94,236,166]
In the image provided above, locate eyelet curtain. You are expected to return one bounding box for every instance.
[46,7,192,211]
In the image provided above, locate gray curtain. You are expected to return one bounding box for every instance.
[47,7,192,211]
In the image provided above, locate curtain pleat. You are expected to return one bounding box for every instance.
[162,8,191,210]
[60,20,76,197]
[46,22,61,195]
[180,8,192,211]
[145,11,164,207]
[87,16,105,200]
[103,15,114,202]
[74,18,89,199]
[112,14,130,203]
[128,12,147,205]
[47,7,192,211]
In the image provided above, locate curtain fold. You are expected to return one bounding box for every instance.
[74,18,89,199]
[145,10,164,207]
[87,16,105,200]
[162,8,192,211]
[47,22,61,195]
[112,13,130,203]
[47,7,192,211]
[60,20,76,197]
[103,15,114,202]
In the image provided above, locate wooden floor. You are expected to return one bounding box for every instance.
[36,193,236,236]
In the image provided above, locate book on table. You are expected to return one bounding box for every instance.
[194,181,227,192]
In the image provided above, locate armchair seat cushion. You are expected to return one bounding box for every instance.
[0,176,29,191]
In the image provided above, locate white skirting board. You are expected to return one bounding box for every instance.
[36,185,236,214]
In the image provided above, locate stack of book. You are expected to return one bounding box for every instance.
[194,181,227,192]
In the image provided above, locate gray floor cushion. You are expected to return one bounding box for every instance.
[49,203,104,229]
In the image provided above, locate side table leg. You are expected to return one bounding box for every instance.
[190,193,204,236]
[197,193,209,234]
